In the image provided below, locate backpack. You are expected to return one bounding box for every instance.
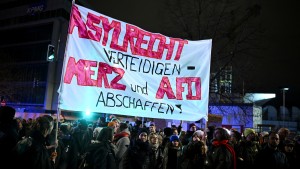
[11,137,34,168]
[78,143,117,169]
[13,137,33,155]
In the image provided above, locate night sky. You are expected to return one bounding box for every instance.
[80,0,300,107]
[251,0,300,106]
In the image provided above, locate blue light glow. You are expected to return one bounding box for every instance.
[84,109,91,117]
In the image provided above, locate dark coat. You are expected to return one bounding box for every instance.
[163,142,183,169]
[205,140,235,169]
[237,140,260,169]
[120,139,153,169]
[254,145,289,169]
[182,141,206,169]
[0,121,19,168]
[71,126,93,168]
[83,141,117,169]
[13,130,54,169]
[150,144,164,169]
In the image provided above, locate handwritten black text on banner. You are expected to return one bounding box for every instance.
[58,4,212,121]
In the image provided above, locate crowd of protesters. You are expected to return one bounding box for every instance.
[1,105,300,169]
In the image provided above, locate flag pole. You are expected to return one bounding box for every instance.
[52,0,76,163]
[55,0,76,144]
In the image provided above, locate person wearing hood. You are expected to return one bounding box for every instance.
[82,127,117,169]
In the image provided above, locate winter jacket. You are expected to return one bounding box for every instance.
[114,129,131,163]
[254,145,289,169]
[12,130,55,169]
[83,141,117,169]
[205,140,236,169]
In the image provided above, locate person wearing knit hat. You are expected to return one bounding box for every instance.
[193,130,205,139]
[163,134,182,169]
[170,135,180,142]
[244,128,255,138]
[183,130,207,169]
[239,128,260,169]
[259,131,269,146]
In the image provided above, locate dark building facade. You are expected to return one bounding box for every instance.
[0,0,71,112]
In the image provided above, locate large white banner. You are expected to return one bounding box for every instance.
[58,4,212,121]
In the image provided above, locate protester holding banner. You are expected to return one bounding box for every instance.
[3,2,213,169]
[71,119,93,168]
[56,122,76,169]
[58,3,212,122]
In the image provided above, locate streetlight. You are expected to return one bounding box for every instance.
[281,87,289,127]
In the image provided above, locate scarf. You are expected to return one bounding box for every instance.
[212,140,236,169]
[113,131,129,143]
